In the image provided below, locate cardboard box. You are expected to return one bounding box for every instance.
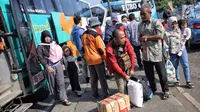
[98,93,130,112]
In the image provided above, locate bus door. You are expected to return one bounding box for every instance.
[0,7,23,109]
[9,0,46,95]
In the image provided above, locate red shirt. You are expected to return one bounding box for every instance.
[106,38,135,77]
[95,27,103,38]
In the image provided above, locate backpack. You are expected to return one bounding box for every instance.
[140,78,153,101]
[48,41,63,63]
[39,41,63,63]
[112,41,131,71]
[131,77,153,101]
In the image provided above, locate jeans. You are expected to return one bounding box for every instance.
[170,48,190,82]
[143,60,169,93]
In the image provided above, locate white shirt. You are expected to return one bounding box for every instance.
[183,27,191,40]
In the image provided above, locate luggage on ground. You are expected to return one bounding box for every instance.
[98,93,130,112]
[127,79,143,107]
[131,77,153,101]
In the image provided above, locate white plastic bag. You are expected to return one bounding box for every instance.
[127,80,143,107]
[165,60,177,83]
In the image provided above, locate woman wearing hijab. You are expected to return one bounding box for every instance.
[164,17,194,88]
[37,30,71,106]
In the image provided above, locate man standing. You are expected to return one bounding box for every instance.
[138,3,169,100]
[106,29,135,94]
[127,14,143,69]
[82,17,110,98]
[121,15,129,29]
[72,16,89,83]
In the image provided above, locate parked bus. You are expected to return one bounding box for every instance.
[91,0,157,37]
[0,0,91,111]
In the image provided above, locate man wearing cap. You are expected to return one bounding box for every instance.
[111,15,127,38]
[81,17,110,99]
[104,19,115,45]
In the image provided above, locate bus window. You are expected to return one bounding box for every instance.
[91,7,105,26]
[56,0,91,17]
[77,1,91,17]
[112,5,124,15]
[58,0,74,16]
[25,0,56,13]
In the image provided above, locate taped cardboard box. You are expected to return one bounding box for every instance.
[98,93,130,112]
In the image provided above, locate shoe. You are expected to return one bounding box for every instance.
[186,82,194,89]
[152,89,157,95]
[175,80,180,86]
[139,65,143,70]
[162,92,170,100]
[92,94,99,99]
[86,77,90,83]
[62,100,71,106]
[74,90,83,97]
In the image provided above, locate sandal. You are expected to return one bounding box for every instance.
[186,82,194,89]
[62,100,71,106]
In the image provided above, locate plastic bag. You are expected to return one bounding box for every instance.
[127,80,143,107]
[165,60,177,83]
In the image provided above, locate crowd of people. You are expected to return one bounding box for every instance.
[36,3,194,107]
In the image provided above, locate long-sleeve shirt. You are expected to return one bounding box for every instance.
[72,26,85,52]
[164,30,184,55]
[106,38,135,77]
[138,18,164,62]
[127,20,140,46]
[37,45,50,68]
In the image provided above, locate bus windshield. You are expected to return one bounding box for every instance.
[25,0,91,17]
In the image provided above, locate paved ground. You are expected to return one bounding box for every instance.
[27,69,198,112]
[27,47,200,112]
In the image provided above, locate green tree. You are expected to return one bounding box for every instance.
[155,0,194,12]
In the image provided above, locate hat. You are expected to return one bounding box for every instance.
[89,17,101,27]
[106,19,112,27]
[111,15,118,22]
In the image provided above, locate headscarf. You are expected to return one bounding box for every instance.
[41,30,52,43]
[166,16,181,34]
[40,30,52,51]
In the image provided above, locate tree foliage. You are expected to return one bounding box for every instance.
[155,0,195,12]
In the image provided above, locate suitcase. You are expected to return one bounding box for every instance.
[98,93,130,112]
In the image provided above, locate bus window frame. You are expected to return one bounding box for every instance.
[91,5,107,28]
[23,0,91,17]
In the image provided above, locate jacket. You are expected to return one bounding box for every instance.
[81,29,106,65]
[37,30,51,68]
[37,44,50,68]
[72,26,85,52]
[106,38,135,77]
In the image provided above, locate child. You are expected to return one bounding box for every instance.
[62,45,83,96]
